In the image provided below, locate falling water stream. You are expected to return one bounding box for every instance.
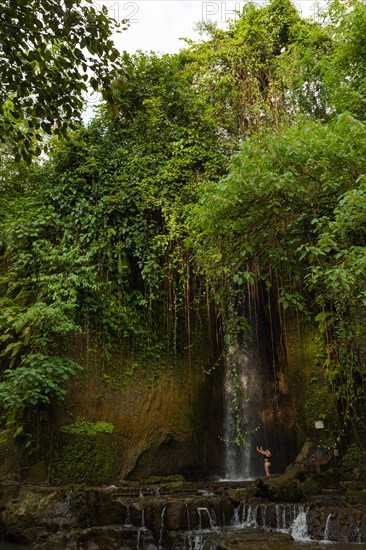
[0,498,363,549]
[0,332,362,549]
[223,340,272,480]
[223,344,252,479]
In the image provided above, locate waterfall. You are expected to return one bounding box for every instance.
[186,504,191,531]
[275,503,289,530]
[231,505,240,527]
[349,522,362,543]
[260,504,267,529]
[59,492,72,531]
[158,506,167,549]
[124,504,132,526]
[223,345,254,480]
[181,503,313,550]
[136,509,146,550]
[242,503,258,527]
[223,337,273,480]
[239,503,311,541]
[150,500,366,549]
[289,505,309,540]
[323,513,332,541]
[208,509,217,528]
[196,506,217,529]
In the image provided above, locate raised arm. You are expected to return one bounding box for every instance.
[256,446,266,456]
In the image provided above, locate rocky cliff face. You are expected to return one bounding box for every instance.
[0,294,316,484]
[0,477,365,549]
[49,345,222,483]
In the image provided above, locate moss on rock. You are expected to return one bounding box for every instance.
[52,433,115,484]
[227,485,259,503]
[255,476,303,502]
[141,475,185,485]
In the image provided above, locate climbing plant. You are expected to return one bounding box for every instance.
[0,48,228,437]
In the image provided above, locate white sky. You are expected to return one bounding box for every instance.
[93,0,320,54]
[84,0,320,111]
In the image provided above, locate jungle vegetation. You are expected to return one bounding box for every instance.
[1,0,366,451]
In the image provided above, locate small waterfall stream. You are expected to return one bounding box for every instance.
[124,503,132,526]
[158,505,167,549]
[237,503,310,540]
[8,485,363,550]
[178,502,361,550]
[324,513,333,541]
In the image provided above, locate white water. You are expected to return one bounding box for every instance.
[289,506,310,541]
[223,344,257,480]
[181,502,363,550]
[324,513,333,541]
[124,504,132,526]
[239,503,311,541]
[158,506,167,549]
[222,329,278,481]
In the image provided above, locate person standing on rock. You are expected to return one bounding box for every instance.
[256,446,271,477]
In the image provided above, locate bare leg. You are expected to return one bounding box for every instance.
[265,462,271,477]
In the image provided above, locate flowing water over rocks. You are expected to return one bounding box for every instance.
[0,480,365,549]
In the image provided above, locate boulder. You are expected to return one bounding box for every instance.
[255,476,303,502]
[307,501,366,542]
[202,527,294,549]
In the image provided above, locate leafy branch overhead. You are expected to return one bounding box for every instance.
[0,0,124,161]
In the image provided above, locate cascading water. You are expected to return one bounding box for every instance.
[219,283,302,481]
[223,338,274,480]
[124,504,132,526]
[223,345,253,479]
[240,502,311,540]
[52,488,365,550]
[324,513,333,541]
[158,506,167,549]
[289,505,309,541]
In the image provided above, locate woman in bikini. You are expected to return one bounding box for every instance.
[256,446,272,477]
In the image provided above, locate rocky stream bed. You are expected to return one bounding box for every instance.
[0,470,365,550]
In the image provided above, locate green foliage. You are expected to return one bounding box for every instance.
[304,370,335,431]
[61,418,115,436]
[0,45,227,437]
[324,0,366,119]
[341,443,364,471]
[192,115,365,296]
[1,0,366,455]
[0,355,81,410]
[52,432,115,484]
[185,0,305,140]
[0,0,123,161]
[191,110,366,441]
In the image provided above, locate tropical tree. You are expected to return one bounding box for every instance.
[319,0,366,120]
[0,0,123,161]
[2,0,366,453]
[182,0,319,145]
[0,48,227,437]
[190,115,366,443]
[187,0,366,446]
